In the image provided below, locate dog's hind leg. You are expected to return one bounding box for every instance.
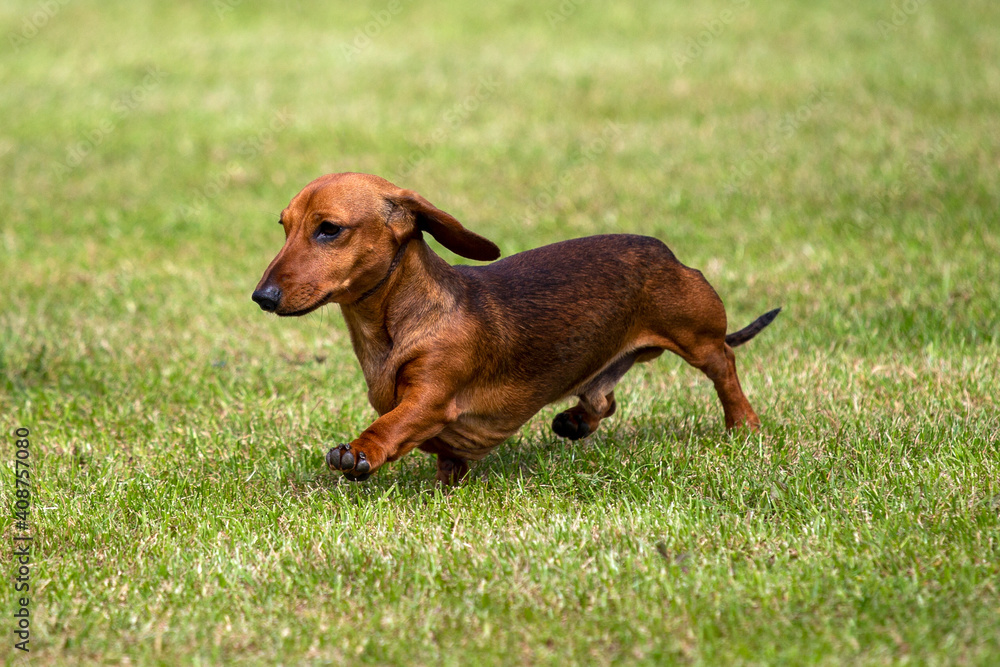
[551,347,663,440]
[644,266,761,430]
[552,390,618,441]
[687,340,759,430]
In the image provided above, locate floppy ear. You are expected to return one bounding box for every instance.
[387,189,500,261]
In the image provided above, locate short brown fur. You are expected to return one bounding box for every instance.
[253,173,780,484]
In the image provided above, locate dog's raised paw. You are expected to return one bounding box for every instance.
[326,444,372,480]
[552,411,591,440]
[343,470,371,482]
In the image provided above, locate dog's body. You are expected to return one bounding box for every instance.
[253,173,779,484]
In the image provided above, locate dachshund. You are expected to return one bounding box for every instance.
[252,173,780,484]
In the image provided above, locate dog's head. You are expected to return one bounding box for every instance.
[252,172,500,315]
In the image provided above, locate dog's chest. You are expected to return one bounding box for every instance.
[364,368,398,416]
[345,324,400,416]
[354,346,399,416]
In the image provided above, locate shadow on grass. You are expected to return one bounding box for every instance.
[292,416,742,506]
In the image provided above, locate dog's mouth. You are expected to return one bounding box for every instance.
[277,292,335,317]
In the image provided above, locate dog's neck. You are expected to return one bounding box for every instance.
[353,239,411,305]
[340,239,462,383]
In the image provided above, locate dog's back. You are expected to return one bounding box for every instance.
[453,234,708,397]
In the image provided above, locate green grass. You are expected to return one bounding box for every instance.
[2,0,999,664]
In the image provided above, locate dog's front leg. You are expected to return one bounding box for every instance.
[325,384,459,481]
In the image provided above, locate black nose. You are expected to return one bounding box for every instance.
[252,284,282,312]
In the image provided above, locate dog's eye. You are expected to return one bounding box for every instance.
[315,222,343,241]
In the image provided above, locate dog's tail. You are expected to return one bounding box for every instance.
[725,308,782,348]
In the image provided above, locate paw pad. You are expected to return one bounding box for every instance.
[326,444,372,481]
[552,411,592,440]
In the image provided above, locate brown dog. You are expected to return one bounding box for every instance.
[253,173,779,484]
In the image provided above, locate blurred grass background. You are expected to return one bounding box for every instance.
[1,0,998,664]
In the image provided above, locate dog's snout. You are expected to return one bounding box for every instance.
[252,284,282,312]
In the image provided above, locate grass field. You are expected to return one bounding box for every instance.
[2,0,999,664]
